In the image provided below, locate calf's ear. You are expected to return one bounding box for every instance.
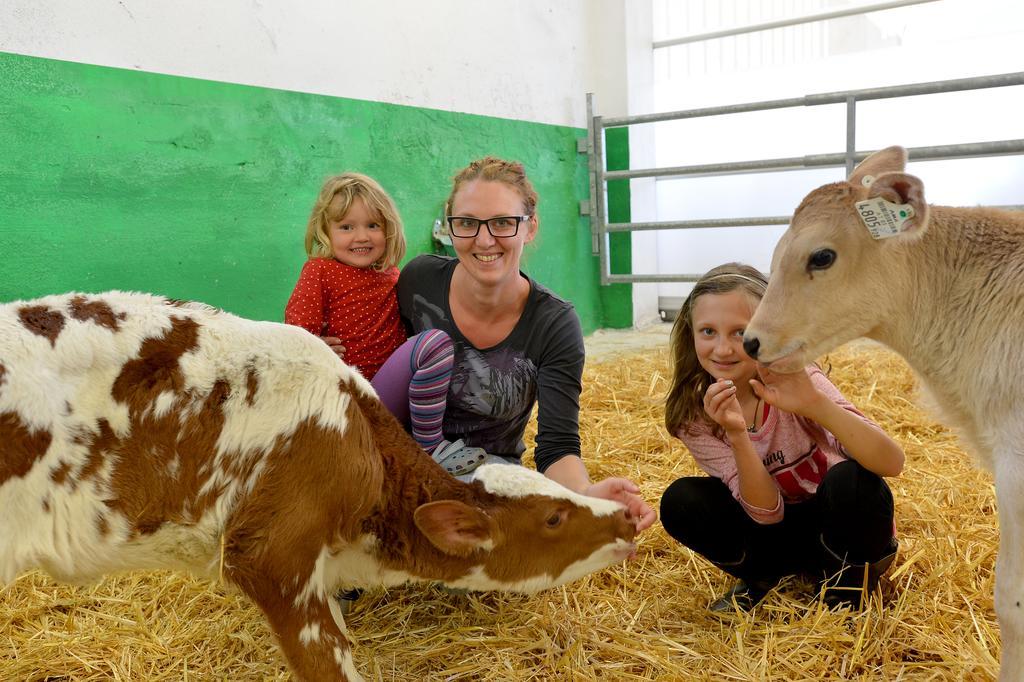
[868,171,931,237]
[848,145,907,188]
[414,500,495,557]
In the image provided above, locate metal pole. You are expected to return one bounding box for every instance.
[603,139,1024,181]
[606,273,709,284]
[587,72,1024,286]
[602,72,1024,128]
[593,115,610,285]
[606,217,791,233]
[585,93,599,255]
[845,96,857,176]
[654,0,940,49]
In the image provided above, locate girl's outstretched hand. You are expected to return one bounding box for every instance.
[703,379,747,433]
[584,477,657,533]
[750,364,824,417]
[321,336,346,360]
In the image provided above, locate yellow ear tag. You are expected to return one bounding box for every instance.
[855,198,915,240]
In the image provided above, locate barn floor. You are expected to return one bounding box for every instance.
[583,322,672,360]
[0,333,1000,680]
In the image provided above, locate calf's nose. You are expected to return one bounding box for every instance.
[619,510,638,541]
[743,336,760,359]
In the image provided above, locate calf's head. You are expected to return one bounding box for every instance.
[743,145,931,372]
[413,464,637,593]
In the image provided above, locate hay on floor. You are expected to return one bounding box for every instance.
[0,342,999,680]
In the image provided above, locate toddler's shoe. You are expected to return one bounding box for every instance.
[431,439,487,476]
[334,588,362,615]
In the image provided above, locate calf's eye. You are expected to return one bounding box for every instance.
[807,248,836,271]
[545,512,563,528]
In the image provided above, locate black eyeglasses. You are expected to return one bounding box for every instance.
[446,215,531,238]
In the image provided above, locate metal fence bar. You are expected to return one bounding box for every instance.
[653,0,938,50]
[606,217,792,233]
[845,97,857,176]
[602,72,1024,127]
[607,273,709,283]
[594,113,611,283]
[590,72,1024,286]
[806,72,1024,105]
[585,93,599,254]
[605,139,1024,181]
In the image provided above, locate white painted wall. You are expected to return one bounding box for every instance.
[625,3,660,327]
[648,0,1024,305]
[582,1,660,327]
[0,0,642,128]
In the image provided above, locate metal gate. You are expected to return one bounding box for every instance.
[582,71,1024,286]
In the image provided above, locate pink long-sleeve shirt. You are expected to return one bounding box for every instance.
[675,366,884,524]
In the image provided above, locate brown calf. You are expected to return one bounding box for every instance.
[0,291,637,681]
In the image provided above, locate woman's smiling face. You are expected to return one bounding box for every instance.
[448,179,536,288]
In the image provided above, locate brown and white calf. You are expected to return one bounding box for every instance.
[0,291,637,681]
[742,146,1024,679]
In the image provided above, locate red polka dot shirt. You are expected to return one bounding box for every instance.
[284,258,407,380]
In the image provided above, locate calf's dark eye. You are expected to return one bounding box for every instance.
[807,248,836,271]
[546,513,562,528]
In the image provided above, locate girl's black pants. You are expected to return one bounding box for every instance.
[659,460,895,582]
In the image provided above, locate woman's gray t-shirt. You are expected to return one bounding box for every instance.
[397,255,584,473]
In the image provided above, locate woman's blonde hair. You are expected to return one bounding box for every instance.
[304,172,406,270]
[446,156,539,217]
[664,262,769,438]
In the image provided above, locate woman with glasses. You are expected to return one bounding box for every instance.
[394,156,656,532]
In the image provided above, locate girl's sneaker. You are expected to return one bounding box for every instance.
[708,579,775,614]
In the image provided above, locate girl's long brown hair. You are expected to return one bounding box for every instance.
[664,263,768,438]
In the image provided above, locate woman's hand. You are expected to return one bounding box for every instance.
[750,365,824,418]
[321,336,346,360]
[584,477,657,533]
[703,379,746,433]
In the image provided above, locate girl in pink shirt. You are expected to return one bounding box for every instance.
[660,263,905,612]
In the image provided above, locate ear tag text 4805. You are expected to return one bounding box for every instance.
[855,198,915,240]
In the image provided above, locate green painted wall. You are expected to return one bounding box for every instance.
[599,126,633,329]
[0,52,632,333]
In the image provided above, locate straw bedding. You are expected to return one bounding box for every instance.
[1,341,999,680]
